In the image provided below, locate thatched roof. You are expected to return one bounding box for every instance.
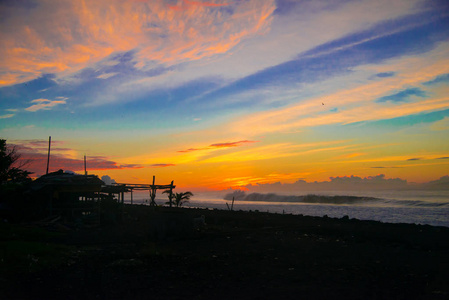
[31,169,104,193]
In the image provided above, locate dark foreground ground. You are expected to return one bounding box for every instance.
[1,205,449,300]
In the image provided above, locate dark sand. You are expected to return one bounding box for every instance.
[1,205,449,299]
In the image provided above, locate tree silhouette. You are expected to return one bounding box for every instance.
[0,139,32,185]
[163,190,193,207]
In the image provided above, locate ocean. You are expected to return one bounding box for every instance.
[124,189,449,228]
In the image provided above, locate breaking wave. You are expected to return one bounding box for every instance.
[223,192,449,207]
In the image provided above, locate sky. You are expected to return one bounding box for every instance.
[1,0,449,191]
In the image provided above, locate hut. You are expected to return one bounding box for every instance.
[30,169,104,221]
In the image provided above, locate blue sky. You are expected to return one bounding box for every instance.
[1,0,448,189]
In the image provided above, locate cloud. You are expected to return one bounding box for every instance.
[19,152,143,177]
[178,140,258,153]
[423,73,449,86]
[430,116,449,131]
[170,0,229,9]
[87,156,143,170]
[150,164,176,168]
[0,0,276,86]
[328,174,407,185]
[406,157,422,161]
[10,140,143,176]
[97,72,118,79]
[16,139,65,147]
[375,72,396,78]
[25,98,67,112]
[101,175,117,185]
[12,139,71,154]
[220,42,449,136]
[108,0,428,108]
[199,141,351,164]
[226,174,449,192]
[238,174,410,192]
[0,114,15,119]
[423,175,449,189]
[437,157,449,160]
[210,140,258,148]
[376,87,427,103]
[177,148,202,153]
[371,166,402,169]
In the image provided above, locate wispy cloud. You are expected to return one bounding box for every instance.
[430,116,449,131]
[376,87,427,103]
[170,0,229,10]
[0,0,275,87]
[19,152,143,176]
[210,140,258,148]
[199,141,351,164]
[11,139,144,175]
[0,106,19,119]
[25,98,67,112]
[178,140,258,153]
[97,72,118,79]
[0,114,14,119]
[150,164,176,168]
[371,166,402,169]
[375,72,396,78]
[221,42,449,136]
[423,73,449,86]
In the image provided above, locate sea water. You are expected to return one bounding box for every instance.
[124,190,449,228]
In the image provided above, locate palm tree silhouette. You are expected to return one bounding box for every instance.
[163,190,193,207]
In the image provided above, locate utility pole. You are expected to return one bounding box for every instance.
[46,136,51,174]
[84,154,87,175]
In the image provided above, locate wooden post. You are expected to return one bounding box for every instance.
[46,136,51,174]
[150,188,154,206]
[84,154,87,175]
[150,176,156,206]
[130,188,133,205]
[169,180,174,208]
[152,176,156,206]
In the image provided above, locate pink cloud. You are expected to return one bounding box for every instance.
[183,0,229,7]
[12,140,73,153]
[210,140,258,148]
[0,0,275,86]
[150,164,176,168]
[25,99,67,112]
[169,0,228,10]
[178,140,258,153]
[178,148,202,153]
[13,143,143,177]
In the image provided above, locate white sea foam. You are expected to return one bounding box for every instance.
[122,189,449,227]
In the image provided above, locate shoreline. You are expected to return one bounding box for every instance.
[126,189,449,227]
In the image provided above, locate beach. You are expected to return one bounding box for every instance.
[1,205,449,300]
[128,189,449,227]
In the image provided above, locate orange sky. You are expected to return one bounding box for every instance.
[1,0,449,190]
